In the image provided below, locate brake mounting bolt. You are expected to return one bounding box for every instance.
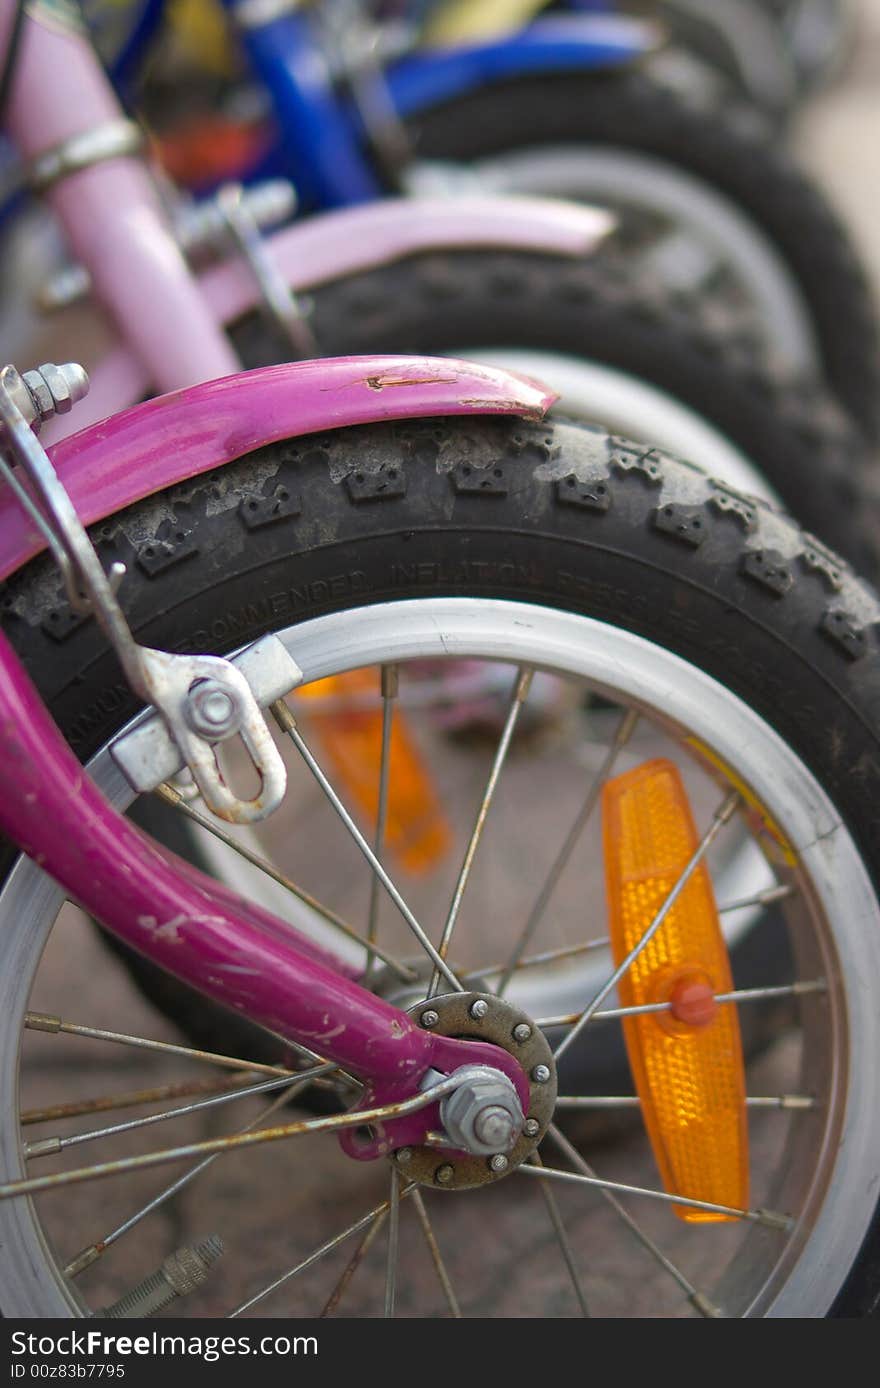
[185,679,241,740]
[489,1154,509,1173]
[435,1164,454,1184]
[469,999,489,1020]
[532,1064,551,1083]
[512,1022,532,1043]
[420,1009,440,1029]
[523,1118,541,1138]
[395,1147,413,1165]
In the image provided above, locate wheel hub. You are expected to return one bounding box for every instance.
[395,991,557,1190]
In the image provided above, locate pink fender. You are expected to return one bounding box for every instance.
[43,194,610,439]
[0,355,555,583]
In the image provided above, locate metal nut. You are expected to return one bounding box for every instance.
[469,999,489,1020]
[395,1147,413,1165]
[435,1164,454,1184]
[532,1064,551,1084]
[420,1009,440,1029]
[22,370,54,422]
[523,1118,541,1138]
[440,1067,522,1156]
[488,1154,509,1173]
[512,1022,532,1043]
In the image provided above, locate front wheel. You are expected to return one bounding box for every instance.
[2,413,880,1315]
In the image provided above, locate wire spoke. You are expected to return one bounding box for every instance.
[0,1073,470,1202]
[481,882,795,986]
[554,1094,816,1112]
[530,1152,590,1317]
[319,1209,389,1318]
[428,667,533,998]
[64,1074,320,1278]
[718,883,794,914]
[24,1065,334,1160]
[411,1188,461,1317]
[538,978,826,1029]
[553,789,740,1062]
[545,1125,722,1316]
[384,1167,401,1318]
[231,1186,416,1318]
[24,1012,296,1078]
[272,700,463,993]
[464,936,612,984]
[518,1156,791,1230]
[497,708,638,997]
[22,1075,260,1127]
[365,664,397,985]
[156,779,416,984]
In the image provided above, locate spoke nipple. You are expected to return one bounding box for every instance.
[435,1164,454,1185]
[531,1064,551,1084]
[512,1022,532,1043]
[24,1136,62,1159]
[523,1118,541,1138]
[756,1207,794,1232]
[469,999,489,1020]
[488,1154,509,1173]
[24,1011,62,1034]
[395,1147,413,1165]
[64,1245,103,1278]
[691,1292,724,1318]
[420,1009,440,1029]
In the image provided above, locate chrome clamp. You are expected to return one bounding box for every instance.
[0,363,301,823]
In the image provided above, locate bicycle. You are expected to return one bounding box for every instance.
[101,0,880,440]
[0,352,879,1315]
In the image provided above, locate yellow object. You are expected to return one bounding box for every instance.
[602,758,748,1222]
[167,0,235,75]
[422,0,547,46]
[297,669,451,874]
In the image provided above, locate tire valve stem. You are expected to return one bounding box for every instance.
[95,1236,224,1319]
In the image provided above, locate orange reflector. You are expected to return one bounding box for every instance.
[297,670,451,874]
[602,759,748,1222]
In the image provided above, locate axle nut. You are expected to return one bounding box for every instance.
[440,1067,523,1157]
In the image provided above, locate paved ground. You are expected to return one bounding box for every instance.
[6,0,880,1320]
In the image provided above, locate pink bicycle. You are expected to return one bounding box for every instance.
[0,344,878,1315]
[0,0,879,1321]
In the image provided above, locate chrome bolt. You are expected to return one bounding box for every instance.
[532,1064,551,1084]
[420,1009,440,1029]
[488,1154,509,1173]
[512,1022,532,1043]
[473,1104,517,1151]
[435,1164,454,1185]
[395,1147,413,1165]
[469,999,489,1020]
[523,1118,541,1138]
[185,679,241,740]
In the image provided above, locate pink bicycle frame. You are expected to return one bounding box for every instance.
[0,355,553,1139]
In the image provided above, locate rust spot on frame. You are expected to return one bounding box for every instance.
[362,373,459,391]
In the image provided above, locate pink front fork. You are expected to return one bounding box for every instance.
[0,627,528,1128]
[3,3,238,392]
